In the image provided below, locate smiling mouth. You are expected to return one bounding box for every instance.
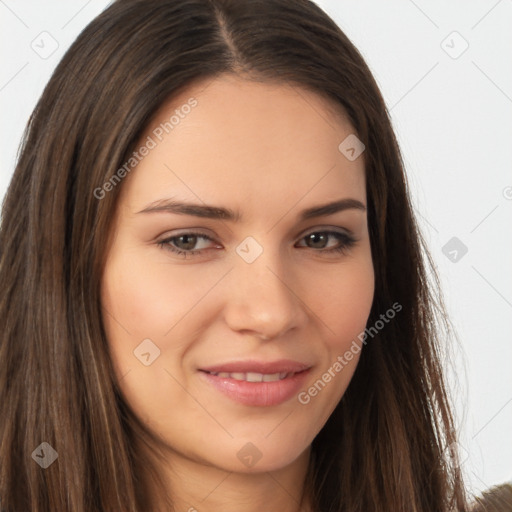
[198,366,311,407]
[202,370,297,382]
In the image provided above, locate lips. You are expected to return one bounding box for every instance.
[200,359,310,375]
[198,359,311,407]
[205,371,292,382]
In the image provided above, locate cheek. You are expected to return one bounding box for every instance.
[101,248,213,337]
[293,286,373,452]
[100,250,197,424]
[100,247,225,399]
[306,255,375,349]
[298,253,374,407]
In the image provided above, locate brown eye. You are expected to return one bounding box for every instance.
[157,232,218,258]
[297,230,356,255]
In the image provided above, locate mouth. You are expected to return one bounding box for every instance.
[202,370,296,382]
[198,360,311,407]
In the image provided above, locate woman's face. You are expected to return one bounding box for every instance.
[101,74,374,474]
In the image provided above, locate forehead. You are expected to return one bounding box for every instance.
[120,75,366,217]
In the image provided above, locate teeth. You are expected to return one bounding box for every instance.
[246,372,262,382]
[209,371,291,382]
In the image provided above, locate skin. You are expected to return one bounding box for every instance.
[101,74,375,512]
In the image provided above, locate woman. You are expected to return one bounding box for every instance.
[0,0,469,510]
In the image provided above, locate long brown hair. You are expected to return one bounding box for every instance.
[0,0,469,510]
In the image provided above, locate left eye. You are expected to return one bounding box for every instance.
[157,230,356,258]
[296,231,356,254]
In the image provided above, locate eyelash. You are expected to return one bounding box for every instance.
[156,230,357,258]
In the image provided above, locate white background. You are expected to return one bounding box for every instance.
[1,0,511,498]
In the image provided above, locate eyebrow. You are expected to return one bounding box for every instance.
[137,197,366,222]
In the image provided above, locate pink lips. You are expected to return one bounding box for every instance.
[201,359,310,375]
[198,359,311,407]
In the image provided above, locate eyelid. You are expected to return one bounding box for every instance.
[298,225,355,238]
[155,229,217,244]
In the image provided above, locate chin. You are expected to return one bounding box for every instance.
[211,440,311,474]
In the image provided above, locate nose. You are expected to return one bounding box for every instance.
[222,244,308,340]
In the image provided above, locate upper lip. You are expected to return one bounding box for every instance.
[199,359,311,374]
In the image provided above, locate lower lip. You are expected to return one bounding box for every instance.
[198,369,311,407]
